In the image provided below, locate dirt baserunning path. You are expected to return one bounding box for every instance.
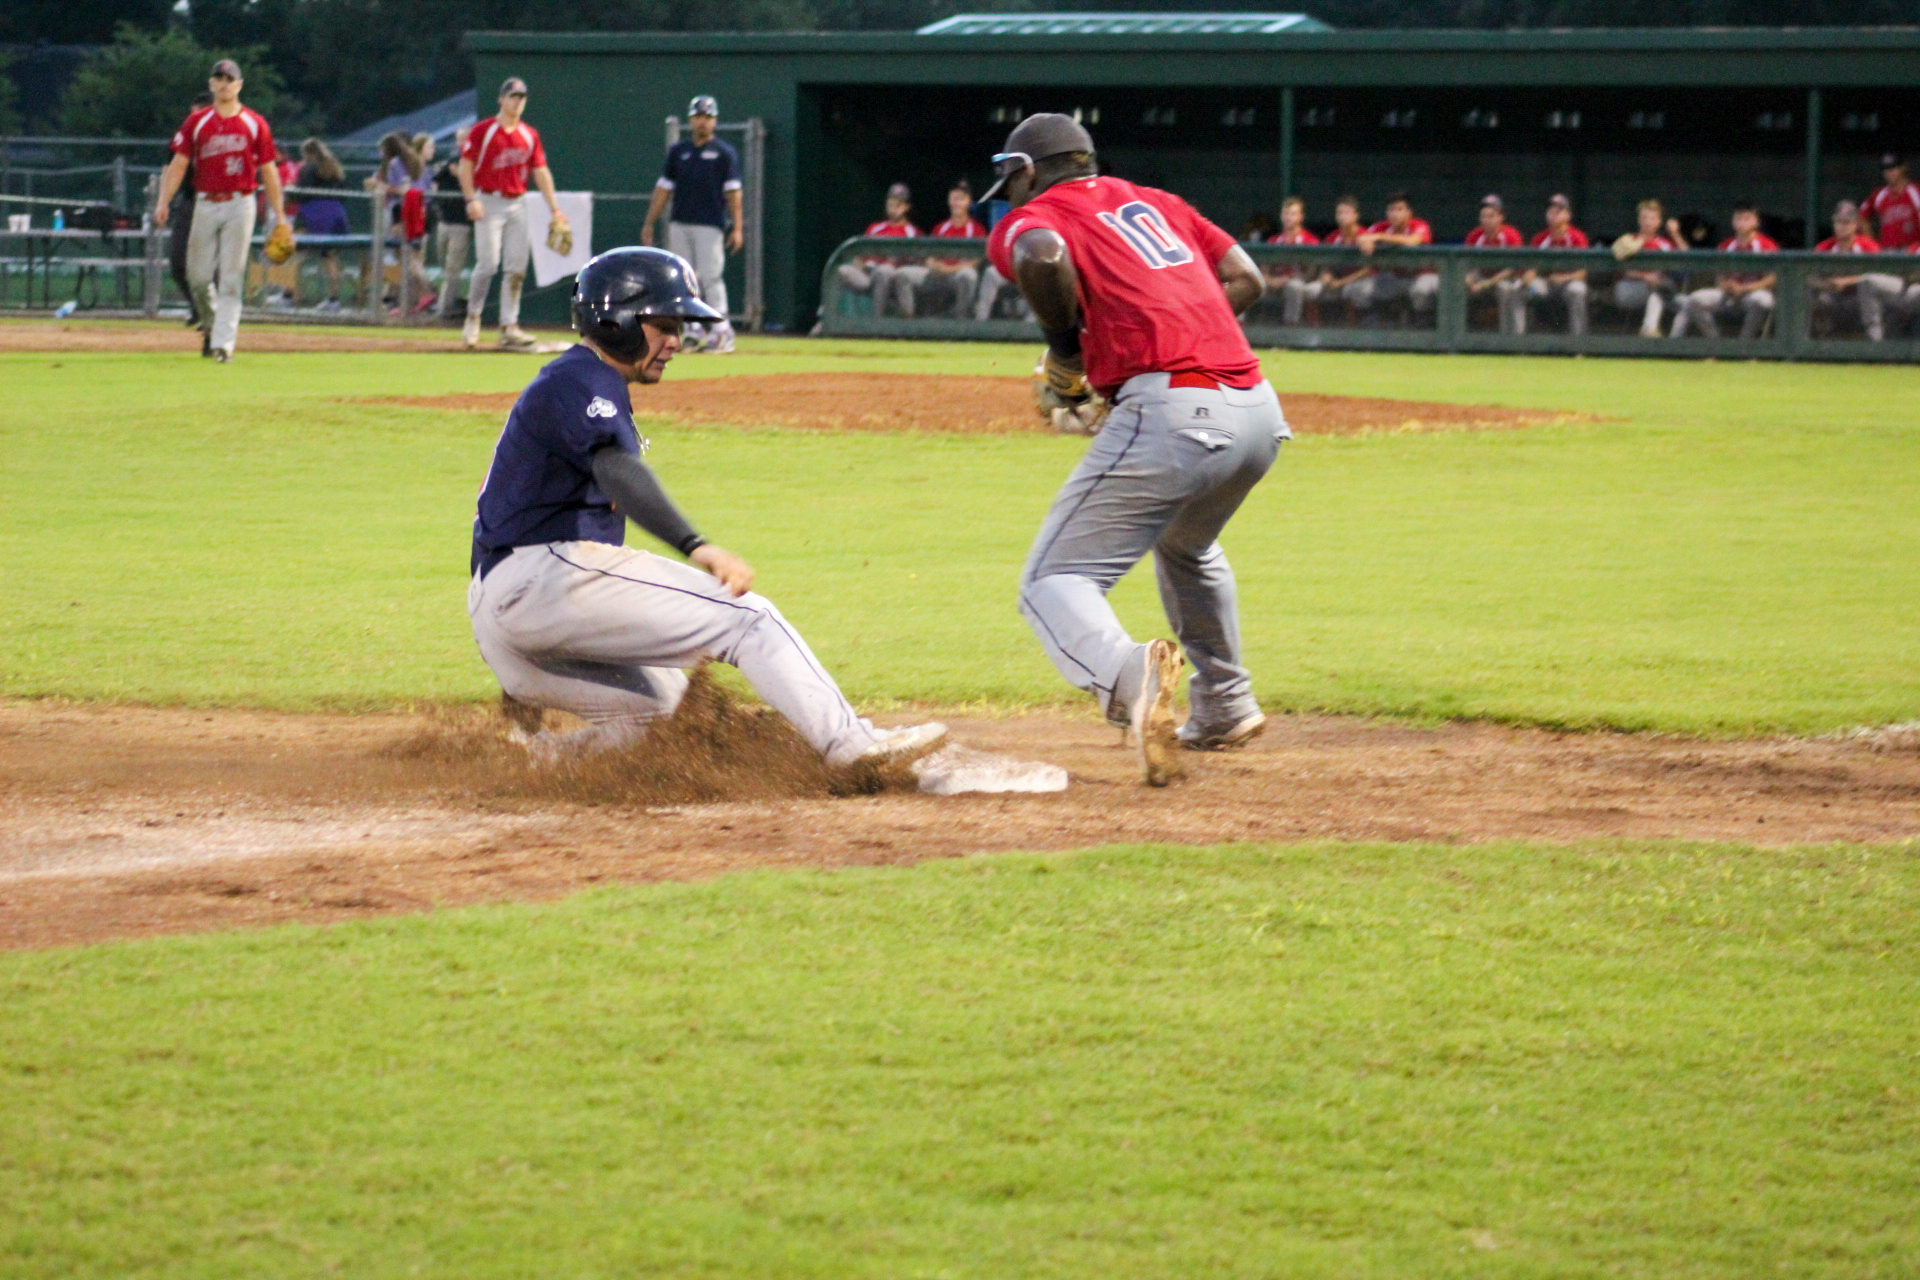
[4,700,1916,951]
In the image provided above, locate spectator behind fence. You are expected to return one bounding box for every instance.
[1521,193,1590,336]
[1863,153,1918,252]
[1813,199,1903,342]
[835,183,920,317]
[167,89,215,328]
[1610,199,1681,337]
[1463,193,1524,333]
[1320,195,1372,320]
[1351,192,1438,322]
[1672,200,1779,339]
[1268,196,1321,326]
[433,126,472,321]
[294,138,350,310]
[369,131,434,313]
[921,179,987,318]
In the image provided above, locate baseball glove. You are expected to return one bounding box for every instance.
[1611,233,1645,262]
[264,221,296,265]
[1033,352,1109,435]
[546,220,573,257]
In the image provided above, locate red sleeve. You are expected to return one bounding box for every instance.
[251,113,277,171]
[1177,197,1237,264]
[1300,229,1320,245]
[462,122,487,164]
[1413,220,1433,245]
[1571,228,1590,248]
[1860,236,1882,252]
[986,205,1056,278]
[527,126,547,170]
[170,111,201,158]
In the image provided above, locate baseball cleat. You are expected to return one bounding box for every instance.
[1130,639,1185,786]
[200,330,213,357]
[1178,711,1267,752]
[461,315,482,348]
[707,324,737,354]
[499,326,536,349]
[836,722,949,768]
[212,347,232,363]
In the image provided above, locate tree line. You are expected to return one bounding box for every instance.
[5,0,1913,138]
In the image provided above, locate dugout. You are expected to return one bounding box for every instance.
[463,20,1920,333]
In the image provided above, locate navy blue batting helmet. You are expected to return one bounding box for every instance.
[571,247,721,359]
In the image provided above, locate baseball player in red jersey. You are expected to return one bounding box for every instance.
[153,59,285,362]
[1863,153,1920,252]
[1672,201,1779,339]
[1463,194,1525,333]
[924,179,988,318]
[458,77,569,350]
[1611,199,1682,337]
[834,183,921,317]
[1350,193,1438,321]
[1268,196,1322,326]
[982,114,1283,786]
[1813,200,1903,342]
[1521,194,1591,336]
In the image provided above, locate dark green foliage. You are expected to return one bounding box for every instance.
[57,26,285,139]
[0,0,173,45]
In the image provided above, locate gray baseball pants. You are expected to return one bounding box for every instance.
[186,193,256,353]
[470,539,887,765]
[667,221,729,318]
[1020,373,1288,733]
[468,192,529,327]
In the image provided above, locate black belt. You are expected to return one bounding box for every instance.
[477,545,518,580]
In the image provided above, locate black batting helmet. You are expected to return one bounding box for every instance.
[571,247,721,360]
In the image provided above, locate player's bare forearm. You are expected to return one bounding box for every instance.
[459,158,483,221]
[154,156,189,226]
[726,190,744,252]
[1216,244,1263,315]
[260,163,286,222]
[1011,228,1080,336]
[533,167,565,223]
[640,187,671,245]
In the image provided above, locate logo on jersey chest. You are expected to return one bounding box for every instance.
[201,133,249,158]
[586,397,618,419]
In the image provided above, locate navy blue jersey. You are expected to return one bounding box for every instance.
[659,137,741,229]
[471,345,641,575]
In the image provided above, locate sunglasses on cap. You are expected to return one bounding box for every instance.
[977,151,1033,203]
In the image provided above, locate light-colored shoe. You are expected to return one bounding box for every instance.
[833,722,948,769]
[461,315,481,348]
[499,325,536,349]
[1178,711,1267,752]
[1130,639,1185,787]
[707,323,736,354]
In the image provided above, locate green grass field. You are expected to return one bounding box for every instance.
[5,841,1916,1279]
[2,333,1918,732]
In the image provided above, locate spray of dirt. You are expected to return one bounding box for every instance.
[379,667,908,805]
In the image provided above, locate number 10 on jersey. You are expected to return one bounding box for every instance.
[1098,200,1195,269]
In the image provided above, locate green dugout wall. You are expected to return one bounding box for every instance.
[465,27,1920,333]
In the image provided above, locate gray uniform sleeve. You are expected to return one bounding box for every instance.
[590,446,705,556]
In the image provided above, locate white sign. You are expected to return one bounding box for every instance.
[525,191,593,288]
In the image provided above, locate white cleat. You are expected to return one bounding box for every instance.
[499,325,537,349]
[461,315,482,349]
[1131,639,1185,787]
[707,324,736,354]
[1178,711,1267,752]
[834,722,949,769]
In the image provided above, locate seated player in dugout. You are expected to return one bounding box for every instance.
[1519,193,1591,337]
[1349,192,1438,322]
[834,183,921,317]
[980,113,1287,787]
[1671,200,1780,339]
[468,246,948,770]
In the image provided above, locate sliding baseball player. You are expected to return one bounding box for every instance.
[469,246,947,770]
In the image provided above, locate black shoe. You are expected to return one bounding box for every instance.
[200,330,212,357]
[184,312,201,328]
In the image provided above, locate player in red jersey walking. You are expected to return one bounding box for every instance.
[1863,153,1920,252]
[982,114,1283,785]
[458,77,569,350]
[153,59,286,362]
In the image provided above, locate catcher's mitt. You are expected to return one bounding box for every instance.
[1610,233,1645,263]
[1033,350,1109,436]
[264,221,296,265]
[546,219,574,257]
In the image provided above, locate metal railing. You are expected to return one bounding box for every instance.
[817,236,1920,363]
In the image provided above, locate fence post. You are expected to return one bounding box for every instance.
[745,117,766,331]
[367,194,389,323]
[142,172,162,318]
[112,155,127,214]
[1437,253,1467,352]
[396,223,413,322]
[1775,257,1808,362]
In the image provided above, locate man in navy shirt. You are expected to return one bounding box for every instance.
[642,94,741,353]
[470,246,946,768]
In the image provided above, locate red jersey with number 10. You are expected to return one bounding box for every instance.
[988,175,1260,397]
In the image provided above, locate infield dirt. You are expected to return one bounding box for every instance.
[4,695,1916,951]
